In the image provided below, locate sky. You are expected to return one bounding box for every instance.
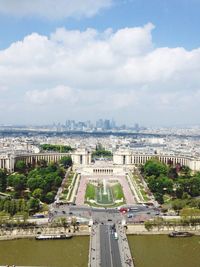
[0,0,200,127]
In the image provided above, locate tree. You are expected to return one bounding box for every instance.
[13,175,27,192]
[60,217,69,228]
[148,176,173,195]
[8,174,27,194]
[37,159,47,168]
[180,165,191,177]
[54,176,62,187]
[180,207,200,219]
[45,192,55,204]
[143,159,168,178]
[32,188,43,199]
[171,199,187,213]
[27,177,44,191]
[144,221,153,231]
[40,144,73,153]
[15,160,26,173]
[154,193,164,204]
[0,169,7,192]
[168,167,178,179]
[47,162,58,172]
[175,187,184,199]
[71,217,78,232]
[59,156,72,168]
[28,198,40,212]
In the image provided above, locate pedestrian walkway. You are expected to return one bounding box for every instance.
[88,224,101,267]
[117,224,135,267]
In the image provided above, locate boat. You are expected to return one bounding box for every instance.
[168,231,194,237]
[35,234,73,240]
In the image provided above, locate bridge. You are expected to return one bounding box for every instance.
[88,222,134,267]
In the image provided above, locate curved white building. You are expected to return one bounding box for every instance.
[0,148,200,172]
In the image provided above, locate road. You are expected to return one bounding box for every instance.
[49,204,161,224]
[99,224,122,267]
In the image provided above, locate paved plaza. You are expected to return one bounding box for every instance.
[75,174,136,206]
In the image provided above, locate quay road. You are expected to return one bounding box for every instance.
[49,204,161,223]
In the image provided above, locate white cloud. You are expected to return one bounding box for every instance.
[26,85,74,105]
[0,0,112,19]
[1,23,200,125]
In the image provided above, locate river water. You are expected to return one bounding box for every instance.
[0,236,89,267]
[128,235,200,267]
[1,235,200,267]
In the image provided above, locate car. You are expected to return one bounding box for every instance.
[69,212,73,215]
[127,214,132,218]
[62,210,66,214]
[119,207,128,213]
[129,207,138,211]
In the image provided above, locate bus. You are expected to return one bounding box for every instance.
[33,214,45,219]
[114,232,118,240]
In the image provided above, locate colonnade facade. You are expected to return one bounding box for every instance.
[15,153,70,167]
[93,169,114,175]
[0,154,14,172]
[113,151,200,171]
[0,149,91,172]
[1,149,200,172]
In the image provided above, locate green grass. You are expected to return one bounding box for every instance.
[163,194,172,204]
[85,184,96,200]
[132,174,150,201]
[140,189,149,201]
[85,182,125,207]
[111,183,124,200]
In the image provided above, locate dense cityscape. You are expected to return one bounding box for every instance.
[1,0,200,267]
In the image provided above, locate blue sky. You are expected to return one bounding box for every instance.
[0,0,200,126]
[1,0,200,50]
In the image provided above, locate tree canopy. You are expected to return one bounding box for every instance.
[142,158,200,206]
[40,144,73,153]
[92,144,112,158]
[59,156,72,167]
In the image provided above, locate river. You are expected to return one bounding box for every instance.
[1,235,200,267]
[128,235,200,267]
[0,236,89,267]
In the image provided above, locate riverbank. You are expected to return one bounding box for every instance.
[0,225,90,241]
[1,223,200,241]
[126,223,200,235]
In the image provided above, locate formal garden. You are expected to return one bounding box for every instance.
[85,180,125,207]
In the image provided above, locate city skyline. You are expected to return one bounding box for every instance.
[1,1,200,126]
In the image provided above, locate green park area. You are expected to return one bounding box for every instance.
[140,158,200,213]
[0,156,72,219]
